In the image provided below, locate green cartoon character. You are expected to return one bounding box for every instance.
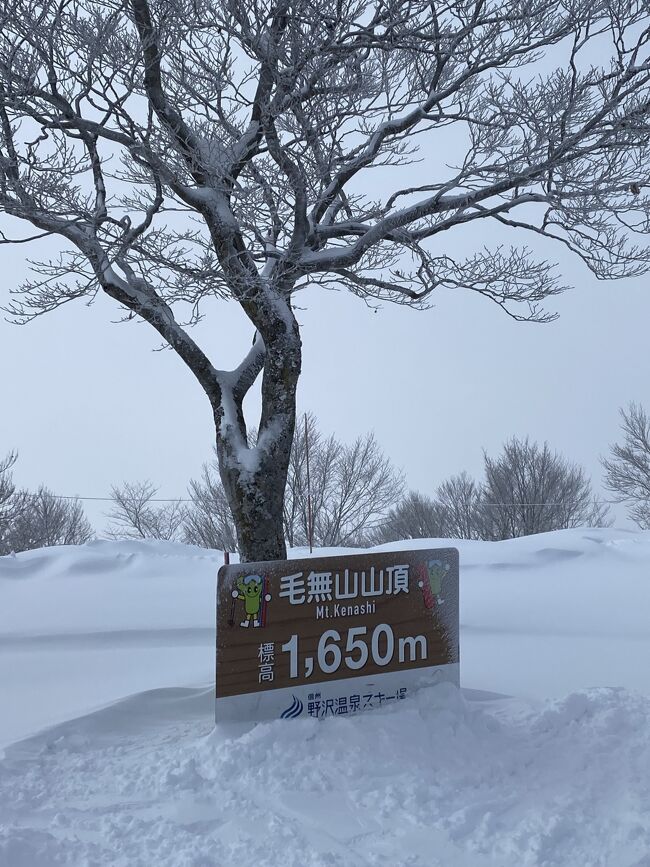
[427,559,448,597]
[418,559,448,609]
[231,574,267,627]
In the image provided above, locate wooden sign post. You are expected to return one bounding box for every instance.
[215,548,459,722]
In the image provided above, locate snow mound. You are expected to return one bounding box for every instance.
[2,528,650,865]
[1,682,649,867]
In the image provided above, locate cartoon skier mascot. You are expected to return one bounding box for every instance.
[417,559,448,609]
[231,574,270,627]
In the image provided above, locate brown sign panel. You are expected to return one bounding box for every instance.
[216,548,459,722]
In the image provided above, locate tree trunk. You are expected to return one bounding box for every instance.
[215,296,301,563]
[218,449,291,563]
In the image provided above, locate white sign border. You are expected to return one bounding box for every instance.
[216,662,460,723]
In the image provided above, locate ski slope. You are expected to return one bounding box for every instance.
[1,529,650,866]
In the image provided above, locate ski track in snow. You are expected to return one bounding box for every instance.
[2,529,650,866]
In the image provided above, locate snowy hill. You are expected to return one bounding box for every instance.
[1,529,650,865]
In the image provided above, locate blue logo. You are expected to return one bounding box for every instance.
[280,695,304,719]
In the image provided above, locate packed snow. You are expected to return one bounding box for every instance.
[1,529,650,866]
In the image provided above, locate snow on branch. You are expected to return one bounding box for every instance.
[1,0,650,491]
[2,0,649,320]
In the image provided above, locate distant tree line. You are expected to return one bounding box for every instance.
[0,452,93,554]
[5,402,650,556]
[104,415,614,551]
[371,438,610,545]
[107,414,404,550]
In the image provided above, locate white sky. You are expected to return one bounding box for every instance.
[1,232,648,532]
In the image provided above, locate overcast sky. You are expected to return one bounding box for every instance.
[2,15,648,536]
[1,225,648,533]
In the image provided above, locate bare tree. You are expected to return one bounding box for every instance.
[370,473,483,543]
[602,402,650,528]
[283,412,326,548]
[367,491,447,545]
[106,481,186,541]
[1,452,18,520]
[283,413,355,547]
[187,417,403,549]
[436,472,484,540]
[0,451,25,553]
[184,462,238,551]
[311,432,405,547]
[480,437,609,540]
[0,452,17,510]
[2,0,650,561]
[369,443,607,544]
[5,487,93,551]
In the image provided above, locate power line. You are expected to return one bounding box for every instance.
[50,494,192,502]
[44,493,617,506]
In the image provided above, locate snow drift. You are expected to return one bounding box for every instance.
[1,529,650,866]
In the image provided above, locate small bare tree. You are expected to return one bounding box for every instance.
[367,491,447,545]
[184,463,238,551]
[436,472,484,540]
[309,432,404,547]
[187,417,403,549]
[480,437,608,540]
[0,452,16,508]
[602,402,650,528]
[106,481,186,541]
[5,487,93,551]
[283,412,331,548]
[2,0,650,560]
[1,451,18,517]
[369,473,484,542]
[0,451,25,553]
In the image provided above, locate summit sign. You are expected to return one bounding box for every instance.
[215,548,459,723]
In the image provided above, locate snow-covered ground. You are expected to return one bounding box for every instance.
[1,529,650,866]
